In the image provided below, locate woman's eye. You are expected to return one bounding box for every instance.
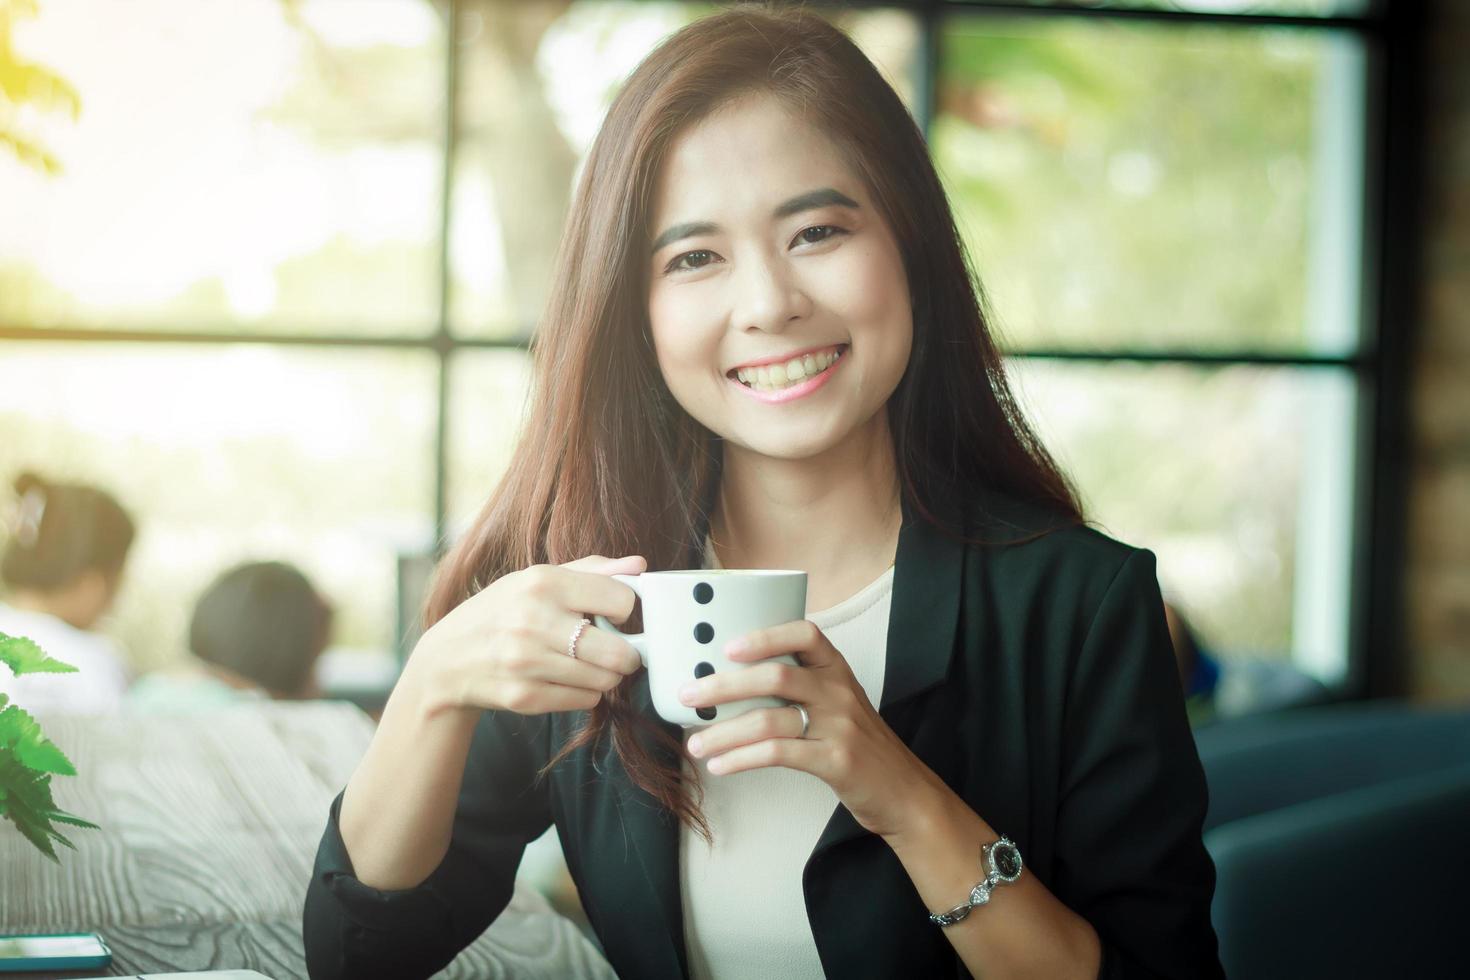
[796,224,844,246]
[666,249,715,274]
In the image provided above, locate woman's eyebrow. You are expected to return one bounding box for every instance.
[649,187,861,257]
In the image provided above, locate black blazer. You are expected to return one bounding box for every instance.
[304,487,1225,979]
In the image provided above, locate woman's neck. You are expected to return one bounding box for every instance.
[201,660,272,696]
[709,417,901,610]
[7,587,97,631]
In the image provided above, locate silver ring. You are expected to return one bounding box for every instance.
[568,617,590,659]
[791,702,810,738]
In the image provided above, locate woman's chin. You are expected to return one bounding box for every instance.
[723,426,848,462]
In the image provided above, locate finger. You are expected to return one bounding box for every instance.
[679,660,818,708]
[490,678,605,715]
[526,560,645,625]
[558,553,647,573]
[518,648,628,693]
[725,618,831,664]
[542,615,642,677]
[704,736,818,778]
[534,682,607,713]
[687,706,803,759]
[572,623,643,675]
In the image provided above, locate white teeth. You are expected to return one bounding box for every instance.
[734,347,843,390]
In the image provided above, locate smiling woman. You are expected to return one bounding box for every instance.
[304,4,1224,980]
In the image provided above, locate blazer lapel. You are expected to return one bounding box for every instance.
[807,490,967,862]
[616,492,969,978]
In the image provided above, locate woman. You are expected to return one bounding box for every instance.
[304,5,1223,978]
[127,560,334,712]
[0,471,136,714]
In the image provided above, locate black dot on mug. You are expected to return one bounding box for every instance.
[693,582,714,604]
[694,622,714,644]
[697,706,717,721]
[694,661,715,679]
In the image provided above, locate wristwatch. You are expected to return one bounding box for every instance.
[928,836,1024,927]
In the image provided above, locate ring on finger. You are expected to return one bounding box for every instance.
[568,617,590,659]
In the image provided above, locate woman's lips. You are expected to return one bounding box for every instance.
[728,346,847,404]
[729,342,845,372]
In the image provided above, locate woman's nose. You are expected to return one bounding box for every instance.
[730,249,810,333]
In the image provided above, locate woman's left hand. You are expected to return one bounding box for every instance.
[677,619,940,841]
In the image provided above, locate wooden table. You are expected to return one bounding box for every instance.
[0,701,616,979]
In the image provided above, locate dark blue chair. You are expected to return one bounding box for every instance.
[1195,703,1470,980]
[1193,701,1470,832]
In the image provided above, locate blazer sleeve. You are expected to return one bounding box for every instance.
[302,707,555,980]
[1054,548,1226,980]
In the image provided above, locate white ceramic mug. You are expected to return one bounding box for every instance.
[593,569,806,728]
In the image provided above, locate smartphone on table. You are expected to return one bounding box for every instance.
[0,933,112,973]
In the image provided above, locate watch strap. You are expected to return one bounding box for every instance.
[927,836,1020,927]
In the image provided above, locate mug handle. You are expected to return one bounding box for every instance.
[592,573,649,668]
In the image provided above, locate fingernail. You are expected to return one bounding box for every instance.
[687,735,703,756]
[724,638,749,657]
[678,682,697,704]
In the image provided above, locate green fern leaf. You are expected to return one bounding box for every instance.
[0,632,79,677]
[0,633,97,860]
[0,753,61,862]
[49,809,100,830]
[0,702,77,775]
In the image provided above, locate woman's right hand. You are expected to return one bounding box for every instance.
[410,554,647,719]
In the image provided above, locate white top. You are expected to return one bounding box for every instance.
[0,601,131,715]
[680,539,895,980]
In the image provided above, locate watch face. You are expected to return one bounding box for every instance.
[991,841,1023,882]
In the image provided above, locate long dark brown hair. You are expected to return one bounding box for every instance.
[424,1,1084,844]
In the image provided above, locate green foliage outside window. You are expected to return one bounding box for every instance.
[936,17,1321,351]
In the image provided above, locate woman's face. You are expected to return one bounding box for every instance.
[646,94,912,462]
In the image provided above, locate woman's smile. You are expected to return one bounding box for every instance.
[727,343,849,403]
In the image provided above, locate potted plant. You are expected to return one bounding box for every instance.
[0,631,98,860]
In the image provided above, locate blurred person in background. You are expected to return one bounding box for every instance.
[128,560,334,713]
[0,471,137,714]
[1164,599,1329,727]
[1163,601,1223,726]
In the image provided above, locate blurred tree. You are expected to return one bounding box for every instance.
[460,0,576,335]
[272,0,577,335]
[936,19,1314,350]
[0,0,79,175]
[938,29,1115,217]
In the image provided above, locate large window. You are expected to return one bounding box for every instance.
[1,0,1393,692]
[932,6,1372,680]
